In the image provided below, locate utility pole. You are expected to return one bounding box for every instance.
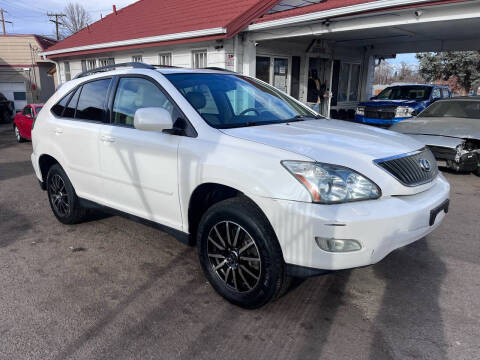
[47,13,66,40]
[0,8,13,35]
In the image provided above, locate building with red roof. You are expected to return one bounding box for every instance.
[40,0,479,118]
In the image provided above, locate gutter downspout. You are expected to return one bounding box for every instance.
[43,55,61,87]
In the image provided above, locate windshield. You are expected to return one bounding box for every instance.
[419,100,480,119]
[376,86,432,101]
[165,73,318,129]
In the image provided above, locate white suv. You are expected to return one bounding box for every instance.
[31,64,450,308]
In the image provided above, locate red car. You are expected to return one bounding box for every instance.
[13,104,43,142]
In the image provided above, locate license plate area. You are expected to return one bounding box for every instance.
[429,199,449,226]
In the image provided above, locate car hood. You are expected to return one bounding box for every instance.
[221,119,423,163]
[390,117,480,140]
[359,100,425,108]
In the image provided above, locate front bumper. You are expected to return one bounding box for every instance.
[253,174,450,271]
[354,115,410,126]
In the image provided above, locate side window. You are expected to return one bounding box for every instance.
[441,88,450,98]
[432,88,441,100]
[63,87,81,118]
[51,93,71,116]
[75,79,111,122]
[22,106,32,117]
[112,77,174,127]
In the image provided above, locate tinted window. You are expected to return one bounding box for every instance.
[63,87,81,118]
[441,88,450,98]
[51,93,71,116]
[75,79,111,121]
[112,77,174,127]
[377,86,432,101]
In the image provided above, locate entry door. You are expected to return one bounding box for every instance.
[273,58,289,93]
[100,76,182,230]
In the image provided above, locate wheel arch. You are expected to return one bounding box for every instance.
[38,154,61,190]
[187,182,275,246]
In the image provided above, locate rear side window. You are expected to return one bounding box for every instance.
[63,88,81,118]
[51,93,71,116]
[75,79,111,122]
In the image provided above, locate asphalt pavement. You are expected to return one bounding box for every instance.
[0,123,479,360]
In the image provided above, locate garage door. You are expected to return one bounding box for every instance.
[0,82,27,112]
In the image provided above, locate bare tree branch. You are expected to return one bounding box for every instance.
[62,3,91,37]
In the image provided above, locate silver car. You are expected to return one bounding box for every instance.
[391,97,480,176]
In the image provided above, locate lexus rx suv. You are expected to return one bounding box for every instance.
[31,64,450,308]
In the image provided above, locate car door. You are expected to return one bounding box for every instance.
[99,75,182,230]
[18,106,31,135]
[51,78,112,202]
[23,106,35,139]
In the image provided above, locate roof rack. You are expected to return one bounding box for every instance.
[74,62,155,79]
[203,67,236,73]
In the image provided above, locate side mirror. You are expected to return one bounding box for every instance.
[134,107,173,132]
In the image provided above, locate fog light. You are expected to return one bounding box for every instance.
[315,237,362,252]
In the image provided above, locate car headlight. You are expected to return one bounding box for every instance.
[395,106,416,118]
[355,106,365,116]
[282,161,381,204]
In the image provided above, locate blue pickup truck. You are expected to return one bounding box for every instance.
[354,84,451,126]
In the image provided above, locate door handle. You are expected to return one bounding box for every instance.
[101,135,115,143]
[54,128,63,135]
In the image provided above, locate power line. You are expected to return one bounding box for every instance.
[47,12,65,40]
[0,8,13,35]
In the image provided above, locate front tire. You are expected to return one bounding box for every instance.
[14,125,24,143]
[46,164,87,224]
[197,197,290,309]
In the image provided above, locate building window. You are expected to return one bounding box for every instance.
[192,50,207,69]
[159,53,172,66]
[132,55,143,63]
[99,58,115,67]
[14,92,27,101]
[86,59,97,70]
[64,61,71,81]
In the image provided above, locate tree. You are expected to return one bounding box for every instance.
[62,3,91,37]
[417,51,480,94]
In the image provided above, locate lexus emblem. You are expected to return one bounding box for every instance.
[418,158,431,172]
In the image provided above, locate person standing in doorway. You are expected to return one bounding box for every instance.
[307,69,328,116]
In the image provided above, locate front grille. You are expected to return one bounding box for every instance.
[365,106,396,120]
[374,148,439,186]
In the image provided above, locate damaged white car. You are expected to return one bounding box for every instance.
[391,97,480,176]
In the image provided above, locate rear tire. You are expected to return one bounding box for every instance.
[46,164,87,224]
[197,197,290,309]
[14,125,24,143]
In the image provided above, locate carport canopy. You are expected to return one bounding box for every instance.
[249,1,480,55]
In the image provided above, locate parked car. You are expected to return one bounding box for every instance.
[13,104,43,142]
[355,84,451,126]
[0,92,15,124]
[390,97,480,175]
[31,64,450,308]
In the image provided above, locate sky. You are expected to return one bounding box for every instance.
[387,53,419,67]
[0,0,136,37]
